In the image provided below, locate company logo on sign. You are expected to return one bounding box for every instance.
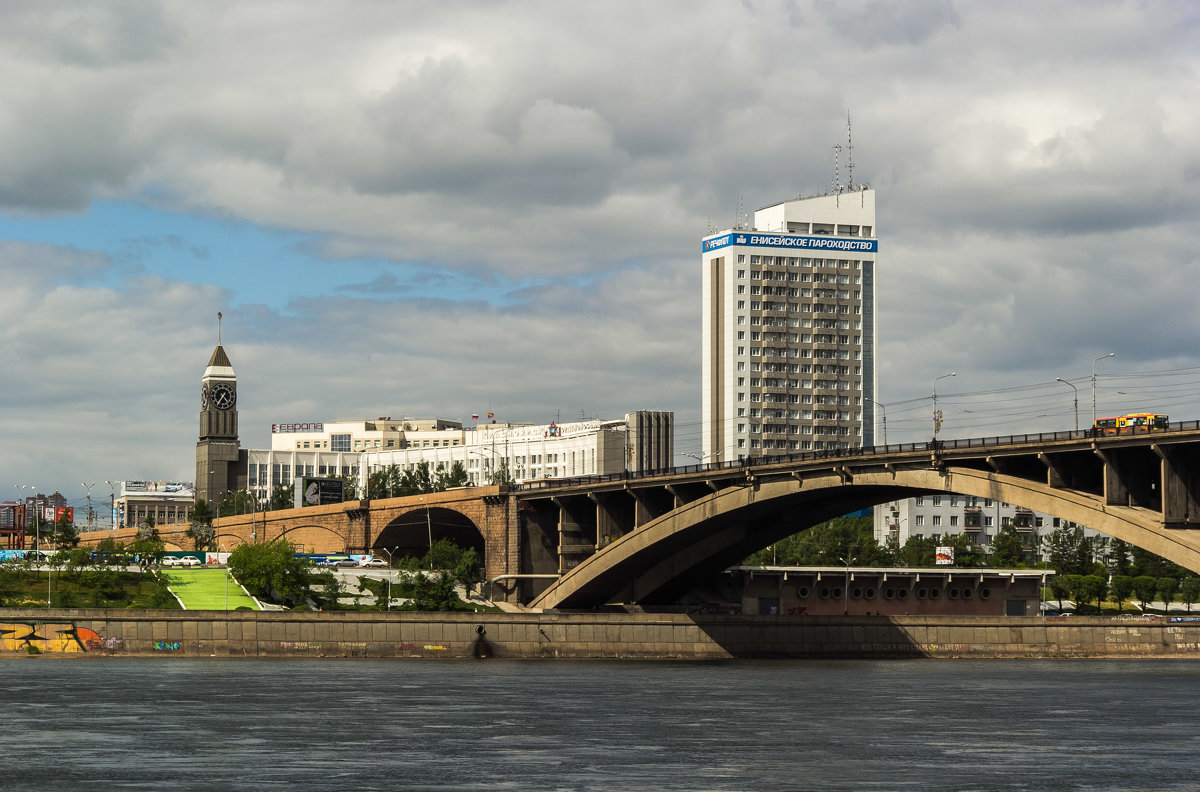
[273,422,325,433]
[702,234,878,253]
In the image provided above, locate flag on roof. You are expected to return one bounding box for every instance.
[471,414,479,420]
[487,412,494,419]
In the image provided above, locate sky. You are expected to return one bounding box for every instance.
[3,0,1200,513]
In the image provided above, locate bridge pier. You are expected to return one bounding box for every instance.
[1153,443,1200,528]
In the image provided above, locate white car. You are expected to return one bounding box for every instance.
[161,556,201,567]
[360,558,388,568]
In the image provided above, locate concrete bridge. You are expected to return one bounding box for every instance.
[206,423,1200,608]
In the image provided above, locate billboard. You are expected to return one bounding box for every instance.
[294,477,345,507]
[935,546,954,565]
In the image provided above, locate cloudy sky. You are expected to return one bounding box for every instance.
[3,0,1199,512]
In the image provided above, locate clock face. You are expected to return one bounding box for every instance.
[210,382,236,410]
[201,384,209,409]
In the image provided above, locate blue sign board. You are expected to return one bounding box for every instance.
[703,232,878,254]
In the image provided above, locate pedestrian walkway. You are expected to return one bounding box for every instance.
[162,568,260,610]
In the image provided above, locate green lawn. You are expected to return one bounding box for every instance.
[162,568,260,610]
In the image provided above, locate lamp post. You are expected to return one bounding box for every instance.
[1092,353,1115,430]
[871,400,888,447]
[82,481,96,532]
[1055,378,1079,432]
[220,543,229,610]
[932,372,956,439]
[105,480,115,529]
[839,555,856,615]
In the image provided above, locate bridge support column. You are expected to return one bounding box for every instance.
[346,505,370,554]
[1095,448,1131,507]
[1153,444,1200,528]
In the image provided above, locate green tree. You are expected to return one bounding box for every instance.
[52,516,80,548]
[1042,525,1101,576]
[1110,575,1134,614]
[434,461,470,491]
[188,500,215,551]
[744,517,887,567]
[1129,546,1189,579]
[988,521,1027,568]
[491,461,516,486]
[227,537,319,608]
[267,483,293,511]
[1075,574,1108,613]
[218,489,259,517]
[1133,575,1158,609]
[1107,539,1133,576]
[1179,578,1200,613]
[1049,575,1073,611]
[1156,577,1180,612]
[891,535,937,568]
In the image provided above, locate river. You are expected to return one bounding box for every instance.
[1,657,1197,791]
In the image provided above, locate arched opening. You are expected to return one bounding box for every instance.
[374,507,485,563]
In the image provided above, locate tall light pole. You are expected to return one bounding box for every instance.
[871,400,888,447]
[932,372,956,438]
[839,555,856,616]
[1055,378,1079,432]
[1091,353,1115,430]
[82,481,96,532]
[105,480,116,529]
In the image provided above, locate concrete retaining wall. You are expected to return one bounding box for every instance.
[3,609,1200,659]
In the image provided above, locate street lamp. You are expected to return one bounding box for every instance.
[871,400,888,447]
[1055,378,1079,432]
[220,543,229,610]
[1092,353,1116,430]
[82,481,96,532]
[932,372,956,438]
[839,555,856,615]
[105,480,116,529]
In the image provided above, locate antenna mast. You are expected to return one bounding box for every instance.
[217,311,223,344]
[846,110,855,191]
[832,145,842,194]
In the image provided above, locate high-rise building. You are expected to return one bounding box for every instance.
[701,188,877,461]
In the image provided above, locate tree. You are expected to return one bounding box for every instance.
[1156,577,1180,612]
[1110,575,1134,614]
[988,521,1027,568]
[227,538,319,608]
[52,516,80,548]
[434,461,470,491]
[891,535,937,568]
[1133,575,1158,609]
[188,500,215,551]
[267,483,293,511]
[1179,578,1200,613]
[1075,575,1108,613]
[491,461,516,486]
[744,517,888,567]
[1107,539,1133,576]
[1042,525,1101,576]
[1048,575,1073,611]
[218,489,258,517]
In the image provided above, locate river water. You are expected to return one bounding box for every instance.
[1,657,1197,791]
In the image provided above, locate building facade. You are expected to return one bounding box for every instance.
[242,412,675,501]
[113,481,196,531]
[872,495,1097,562]
[701,188,877,462]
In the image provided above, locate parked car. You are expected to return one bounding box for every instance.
[334,559,359,568]
[360,558,388,568]
[161,556,201,567]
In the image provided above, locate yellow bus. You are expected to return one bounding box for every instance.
[1093,413,1169,435]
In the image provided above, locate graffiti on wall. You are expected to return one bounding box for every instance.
[0,622,103,653]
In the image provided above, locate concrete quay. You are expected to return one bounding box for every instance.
[4,609,1200,659]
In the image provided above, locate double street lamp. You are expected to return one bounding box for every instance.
[932,372,956,438]
[1092,352,1116,429]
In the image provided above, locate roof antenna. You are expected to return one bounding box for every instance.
[217,311,223,345]
[733,193,744,230]
[832,144,842,194]
[846,110,855,191]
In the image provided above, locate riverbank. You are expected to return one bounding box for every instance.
[4,608,1200,658]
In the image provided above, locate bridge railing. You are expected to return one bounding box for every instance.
[514,420,1200,492]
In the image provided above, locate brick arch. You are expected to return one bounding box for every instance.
[532,466,1200,610]
[373,507,485,561]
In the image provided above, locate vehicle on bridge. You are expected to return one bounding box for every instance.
[1094,413,1169,435]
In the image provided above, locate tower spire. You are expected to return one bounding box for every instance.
[217,311,223,345]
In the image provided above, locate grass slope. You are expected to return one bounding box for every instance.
[162,568,260,611]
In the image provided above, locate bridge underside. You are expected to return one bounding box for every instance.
[530,459,1200,611]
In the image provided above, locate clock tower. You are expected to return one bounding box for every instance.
[196,318,246,507]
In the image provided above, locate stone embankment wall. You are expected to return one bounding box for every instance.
[2,609,1199,659]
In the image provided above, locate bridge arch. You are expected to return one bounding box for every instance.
[532,467,1200,610]
[373,507,485,561]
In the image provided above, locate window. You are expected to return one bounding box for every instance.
[915,515,924,527]
[331,434,351,452]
